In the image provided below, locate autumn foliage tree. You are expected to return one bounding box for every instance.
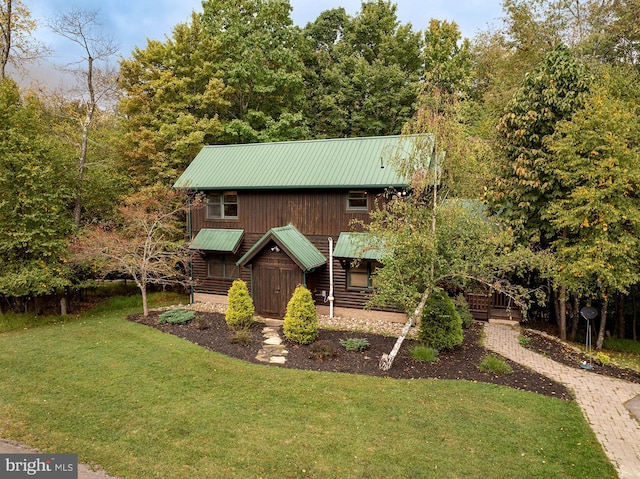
[74,184,190,316]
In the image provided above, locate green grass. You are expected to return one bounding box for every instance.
[0,302,617,479]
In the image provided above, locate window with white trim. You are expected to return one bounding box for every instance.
[207,256,240,279]
[347,190,368,210]
[206,191,238,219]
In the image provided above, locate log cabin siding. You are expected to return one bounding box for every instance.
[190,202,382,311]
[191,189,384,237]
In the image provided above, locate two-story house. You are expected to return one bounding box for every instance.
[173,135,416,320]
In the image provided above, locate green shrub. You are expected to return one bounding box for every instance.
[309,340,338,360]
[283,285,318,345]
[518,336,531,347]
[225,279,254,330]
[411,345,439,363]
[339,338,370,352]
[594,352,611,366]
[453,294,474,329]
[158,309,194,325]
[417,289,463,350]
[478,355,513,375]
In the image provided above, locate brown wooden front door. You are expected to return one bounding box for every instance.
[253,263,301,318]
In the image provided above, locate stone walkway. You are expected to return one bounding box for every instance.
[484,322,640,479]
[255,318,288,364]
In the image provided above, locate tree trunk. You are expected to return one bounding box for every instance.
[632,285,638,341]
[596,298,608,350]
[616,293,625,339]
[558,285,567,340]
[379,288,431,371]
[0,0,11,80]
[552,287,560,327]
[569,294,580,341]
[141,284,149,317]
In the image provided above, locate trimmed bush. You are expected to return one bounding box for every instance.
[453,294,474,329]
[417,289,463,350]
[411,345,439,363]
[225,279,254,330]
[339,338,370,352]
[158,309,194,325]
[283,285,318,345]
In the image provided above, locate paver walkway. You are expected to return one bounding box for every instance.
[484,322,640,479]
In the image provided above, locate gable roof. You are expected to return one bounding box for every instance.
[173,135,430,190]
[237,224,326,272]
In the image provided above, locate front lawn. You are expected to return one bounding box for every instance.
[0,299,617,479]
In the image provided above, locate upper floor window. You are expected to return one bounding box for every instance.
[347,190,368,211]
[206,191,238,219]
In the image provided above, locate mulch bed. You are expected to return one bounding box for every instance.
[521,328,640,384]
[128,310,575,400]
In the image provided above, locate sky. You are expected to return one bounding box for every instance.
[19,0,505,87]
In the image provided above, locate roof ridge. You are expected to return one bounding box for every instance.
[201,134,430,149]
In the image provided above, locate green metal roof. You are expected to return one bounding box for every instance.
[189,229,244,253]
[333,232,383,260]
[237,224,326,272]
[173,135,431,190]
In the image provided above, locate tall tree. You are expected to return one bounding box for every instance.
[422,19,474,99]
[545,69,640,348]
[119,13,226,185]
[488,44,590,246]
[0,79,74,306]
[49,8,120,230]
[486,44,590,339]
[0,0,46,79]
[200,0,308,143]
[302,0,422,138]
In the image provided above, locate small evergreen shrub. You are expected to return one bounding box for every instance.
[594,352,611,366]
[411,345,439,363]
[453,294,474,329]
[158,309,194,325]
[339,338,370,352]
[225,279,254,330]
[283,285,318,345]
[417,289,463,350]
[478,355,513,375]
[309,340,338,360]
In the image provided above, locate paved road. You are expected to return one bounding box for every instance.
[0,438,120,479]
[485,322,640,479]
